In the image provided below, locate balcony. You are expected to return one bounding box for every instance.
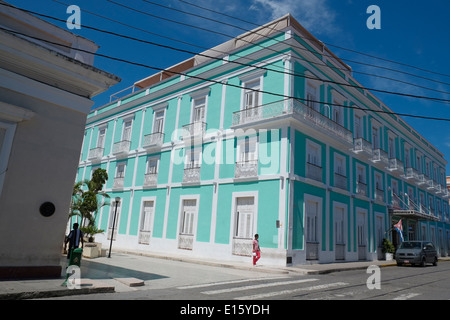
[231,99,353,146]
[306,162,322,182]
[142,132,164,151]
[112,177,124,190]
[183,166,201,184]
[112,140,130,158]
[375,188,385,203]
[88,147,104,162]
[388,158,404,174]
[182,121,206,144]
[372,148,388,166]
[235,160,258,180]
[356,180,368,197]
[353,137,372,159]
[143,172,158,189]
[334,172,347,190]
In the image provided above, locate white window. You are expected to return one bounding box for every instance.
[139,200,155,245]
[146,157,158,174]
[334,154,345,175]
[122,119,132,141]
[372,126,379,149]
[244,79,260,110]
[234,197,255,239]
[153,110,165,134]
[306,141,321,166]
[185,146,201,168]
[306,83,318,111]
[116,163,126,178]
[107,200,121,240]
[388,137,395,159]
[375,172,382,190]
[97,127,106,148]
[238,136,258,163]
[356,164,366,184]
[193,97,206,123]
[404,147,411,168]
[354,114,364,139]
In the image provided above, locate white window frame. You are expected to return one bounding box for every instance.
[178,195,200,236]
[115,162,126,178]
[185,146,202,169]
[239,69,266,111]
[334,153,346,176]
[237,135,258,163]
[306,140,321,166]
[121,117,133,142]
[230,191,259,241]
[146,156,159,174]
[97,126,107,148]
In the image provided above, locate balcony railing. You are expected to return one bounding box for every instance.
[388,158,404,173]
[183,166,201,184]
[112,140,130,157]
[356,180,368,197]
[375,188,384,202]
[231,99,353,145]
[88,147,104,162]
[334,172,347,190]
[235,160,258,179]
[306,162,322,182]
[142,132,164,150]
[372,148,388,166]
[112,177,124,190]
[182,121,206,139]
[143,172,158,188]
[353,137,372,158]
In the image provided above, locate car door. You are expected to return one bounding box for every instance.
[424,243,434,262]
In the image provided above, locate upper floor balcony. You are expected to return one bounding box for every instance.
[87,147,104,162]
[371,148,388,167]
[183,165,201,184]
[142,132,164,151]
[112,140,131,158]
[143,172,158,189]
[353,137,372,159]
[388,157,404,174]
[235,160,258,180]
[231,99,353,146]
[182,121,206,144]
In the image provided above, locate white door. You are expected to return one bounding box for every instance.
[334,207,345,260]
[232,197,255,256]
[357,212,366,260]
[178,199,197,250]
[139,201,154,245]
[306,200,319,260]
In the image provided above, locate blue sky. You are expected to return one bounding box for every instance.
[7,0,450,171]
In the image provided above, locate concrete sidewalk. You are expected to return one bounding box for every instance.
[1,251,446,300]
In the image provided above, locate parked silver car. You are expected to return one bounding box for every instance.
[395,241,438,267]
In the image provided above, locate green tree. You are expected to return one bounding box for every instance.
[70,168,109,241]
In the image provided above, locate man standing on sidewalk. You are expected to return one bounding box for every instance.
[253,234,261,266]
[65,223,84,259]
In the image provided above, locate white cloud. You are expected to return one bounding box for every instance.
[249,0,338,36]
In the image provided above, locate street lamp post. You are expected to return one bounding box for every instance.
[108,197,120,258]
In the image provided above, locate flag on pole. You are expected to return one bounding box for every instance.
[394,219,404,242]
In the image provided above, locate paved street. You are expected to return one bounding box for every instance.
[40,253,450,301]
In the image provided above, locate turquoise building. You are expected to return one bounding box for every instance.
[76,15,450,266]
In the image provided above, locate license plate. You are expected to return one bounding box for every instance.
[404,260,409,263]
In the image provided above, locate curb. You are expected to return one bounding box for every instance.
[0,285,115,300]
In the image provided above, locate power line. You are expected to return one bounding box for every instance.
[143,0,450,89]
[177,0,450,81]
[2,25,450,124]
[52,0,450,98]
[100,0,450,104]
[4,1,450,105]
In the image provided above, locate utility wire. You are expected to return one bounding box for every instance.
[4,1,450,105]
[141,0,450,88]
[2,25,450,124]
[51,0,450,97]
[177,0,450,80]
[100,0,450,104]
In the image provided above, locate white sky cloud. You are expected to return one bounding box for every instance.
[249,0,338,36]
